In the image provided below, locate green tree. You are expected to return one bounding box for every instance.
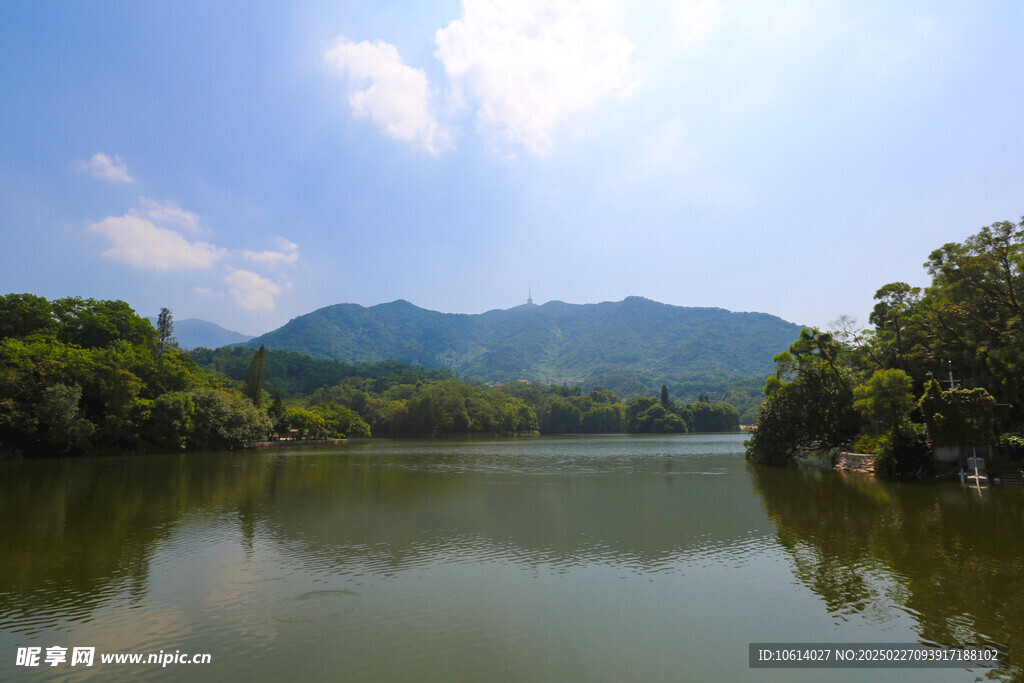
[35,383,94,453]
[632,402,687,433]
[244,345,267,408]
[868,282,922,372]
[923,220,1024,407]
[284,406,327,439]
[581,403,625,433]
[312,402,370,438]
[863,219,1024,413]
[854,368,915,435]
[770,328,851,387]
[0,293,58,339]
[156,307,176,357]
[680,401,740,432]
[147,391,195,450]
[660,384,671,408]
[539,396,581,434]
[52,297,156,349]
[873,420,931,479]
[588,387,619,404]
[97,367,144,442]
[269,390,285,432]
[190,389,272,449]
[625,397,659,432]
[917,380,997,447]
[746,329,860,465]
[374,399,408,436]
[0,295,281,456]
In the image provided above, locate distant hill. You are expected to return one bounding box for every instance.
[149,317,253,351]
[242,297,802,400]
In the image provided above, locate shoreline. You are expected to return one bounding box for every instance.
[250,438,349,448]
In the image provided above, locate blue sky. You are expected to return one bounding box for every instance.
[2,1,1023,336]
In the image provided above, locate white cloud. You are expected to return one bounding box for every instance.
[225,269,282,311]
[131,197,205,234]
[242,238,299,267]
[325,38,445,153]
[89,215,226,270]
[89,201,297,312]
[76,152,136,183]
[434,0,638,154]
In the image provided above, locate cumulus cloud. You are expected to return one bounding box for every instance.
[242,238,299,267]
[76,152,136,183]
[131,197,204,234]
[435,0,637,153]
[89,198,296,312]
[89,215,225,270]
[225,269,282,311]
[325,38,445,153]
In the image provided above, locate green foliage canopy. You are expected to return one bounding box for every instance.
[0,294,269,456]
[746,329,860,465]
[854,368,915,435]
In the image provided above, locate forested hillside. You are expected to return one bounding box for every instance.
[242,296,801,409]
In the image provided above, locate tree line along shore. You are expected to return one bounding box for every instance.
[0,295,738,458]
[11,214,1019,466]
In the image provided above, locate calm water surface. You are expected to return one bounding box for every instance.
[1,434,1022,681]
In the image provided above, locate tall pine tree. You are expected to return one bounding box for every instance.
[156,307,175,357]
[244,345,267,408]
[269,389,285,432]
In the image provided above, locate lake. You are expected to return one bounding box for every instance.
[1,434,1021,681]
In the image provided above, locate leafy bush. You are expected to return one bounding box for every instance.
[918,380,996,446]
[849,433,889,455]
[874,421,931,480]
[999,431,1024,461]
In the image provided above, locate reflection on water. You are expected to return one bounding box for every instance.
[750,465,1024,679]
[0,435,1020,680]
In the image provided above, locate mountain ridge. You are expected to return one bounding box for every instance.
[241,297,803,393]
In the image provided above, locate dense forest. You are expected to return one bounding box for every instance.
[0,295,740,458]
[746,217,1024,477]
[0,295,271,456]
[192,344,765,423]
[189,345,739,439]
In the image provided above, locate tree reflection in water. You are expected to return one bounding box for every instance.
[750,463,1023,680]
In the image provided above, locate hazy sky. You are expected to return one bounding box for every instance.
[3,1,1023,335]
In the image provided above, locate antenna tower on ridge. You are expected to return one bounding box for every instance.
[527,283,533,305]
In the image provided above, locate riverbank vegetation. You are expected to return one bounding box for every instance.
[0,294,741,457]
[0,296,271,456]
[746,217,1024,477]
[192,346,739,439]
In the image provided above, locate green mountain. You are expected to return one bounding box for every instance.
[243,297,803,398]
